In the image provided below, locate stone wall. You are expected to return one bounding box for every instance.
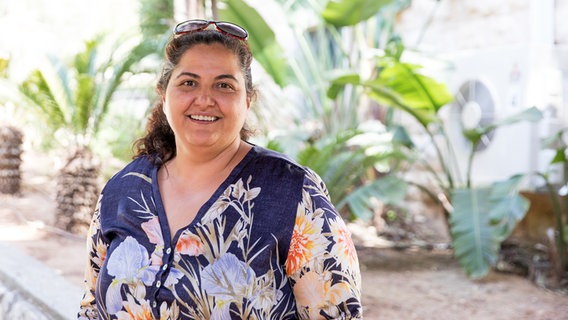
[0,242,82,320]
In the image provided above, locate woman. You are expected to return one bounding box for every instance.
[78,19,362,319]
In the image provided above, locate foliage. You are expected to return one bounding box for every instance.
[539,129,568,273]
[0,57,8,79]
[295,125,408,220]
[17,35,156,152]
[219,0,289,87]
[139,0,174,39]
[450,176,529,279]
[334,41,544,278]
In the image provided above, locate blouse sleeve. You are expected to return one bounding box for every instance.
[286,170,363,319]
[77,195,106,320]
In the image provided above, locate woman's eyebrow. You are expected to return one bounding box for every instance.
[175,71,199,79]
[174,72,238,82]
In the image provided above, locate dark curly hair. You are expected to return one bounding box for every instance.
[133,29,256,165]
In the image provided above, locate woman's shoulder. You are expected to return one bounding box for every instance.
[102,156,155,190]
[249,145,308,174]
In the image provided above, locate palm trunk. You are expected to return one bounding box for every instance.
[0,126,23,195]
[55,147,100,234]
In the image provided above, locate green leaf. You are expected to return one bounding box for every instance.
[18,70,67,130]
[551,147,568,164]
[362,61,453,128]
[322,0,395,27]
[487,175,529,241]
[450,175,529,279]
[220,0,288,87]
[463,107,543,145]
[450,187,497,279]
[327,73,361,99]
[339,175,407,220]
[0,57,9,78]
[74,74,96,133]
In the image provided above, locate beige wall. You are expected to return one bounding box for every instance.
[396,0,567,53]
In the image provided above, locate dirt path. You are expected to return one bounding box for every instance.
[1,160,567,319]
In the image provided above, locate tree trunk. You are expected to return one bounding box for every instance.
[0,125,23,195]
[55,147,100,234]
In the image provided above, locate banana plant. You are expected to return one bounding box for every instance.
[331,36,543,278]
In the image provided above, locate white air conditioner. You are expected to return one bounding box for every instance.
[439,44,564,188]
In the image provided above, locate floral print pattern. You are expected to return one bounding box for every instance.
[78,146,362,319]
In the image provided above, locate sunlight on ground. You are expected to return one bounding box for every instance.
[0,224,43,241]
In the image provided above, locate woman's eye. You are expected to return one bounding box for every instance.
[182,80,196,87]
[218,83,234,90]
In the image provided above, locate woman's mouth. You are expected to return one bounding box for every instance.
[188,114,219,122]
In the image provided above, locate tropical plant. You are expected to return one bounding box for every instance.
[17,35,156,233]
[538,129,568,277]
[139,0,174,39]
[333,38,543,279]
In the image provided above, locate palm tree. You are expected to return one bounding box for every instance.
[0,125,24,195]
[18,36,156,233]
[0,57,25,195]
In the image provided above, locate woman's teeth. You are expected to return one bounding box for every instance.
[190,115,217,122]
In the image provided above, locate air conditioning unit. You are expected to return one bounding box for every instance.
[439,44,564,188]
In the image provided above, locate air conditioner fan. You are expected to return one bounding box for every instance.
[450,79,496,152]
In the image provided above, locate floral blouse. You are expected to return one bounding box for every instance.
[78,145,362,319]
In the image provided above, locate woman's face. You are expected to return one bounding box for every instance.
[162,43,250,154]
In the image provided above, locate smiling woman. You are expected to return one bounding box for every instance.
[77,20,363,319]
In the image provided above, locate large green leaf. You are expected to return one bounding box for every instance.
[487,175,529,242]
[74,74,96,134]
[331,60,453,128]
[322,0,395,27]
[450,176,529,279]
[463,107,543,145]
[450,187,498,279]
[338,174,407,220]
[19,70,67,130]
[374,61,453,117]
[219,0,288,87]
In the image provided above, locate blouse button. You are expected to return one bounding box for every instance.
[156,280,161,288]
[152,301,157,308]
[162,264,168,271]
[166,248,172,254]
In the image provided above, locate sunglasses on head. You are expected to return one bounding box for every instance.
[174,19,248,40]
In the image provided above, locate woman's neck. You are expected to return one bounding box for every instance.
[166,139,247,181]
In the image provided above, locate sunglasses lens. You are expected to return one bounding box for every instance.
[175,20,209,34]
[174,20,248,40]
[216,22,248,39]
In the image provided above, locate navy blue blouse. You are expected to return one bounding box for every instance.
[78,145,362,319]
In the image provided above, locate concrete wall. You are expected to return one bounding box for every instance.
[0,242,82,320]
[397,0,568,52]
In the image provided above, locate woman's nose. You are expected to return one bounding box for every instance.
[194,88,215,106]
